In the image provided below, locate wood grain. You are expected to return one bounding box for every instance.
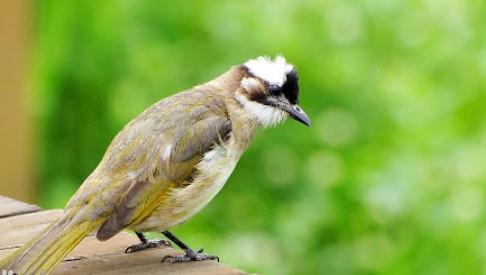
[0,209,62,254]
[0,196,40,218]
[0,196,247,274]
[56,249,245,275]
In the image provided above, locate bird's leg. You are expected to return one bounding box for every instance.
[125,232,171,253]
[161,231,219,263]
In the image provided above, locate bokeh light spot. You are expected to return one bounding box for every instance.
[261,145,297,186]
[326,5,364,44]
[352,233,396,270]
[316,108,358,147]
[307,151,345,188]
[450,184,484,223]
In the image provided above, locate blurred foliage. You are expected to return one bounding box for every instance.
[32,0,486,274]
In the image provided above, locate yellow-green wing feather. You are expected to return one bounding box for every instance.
[95,90,231,240]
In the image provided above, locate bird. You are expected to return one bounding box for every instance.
[0,55,311,274]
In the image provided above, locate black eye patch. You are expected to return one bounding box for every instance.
[282,69,299,105]
[268,84,282,95]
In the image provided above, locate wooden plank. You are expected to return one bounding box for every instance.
[1,224,245,274]
[0,210,246,274]
[0,210,141,260]
[56,248,246,275]
[66,232,146,260]
[0,196,41,218]
[0,209,62,259]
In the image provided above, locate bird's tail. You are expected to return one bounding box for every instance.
[0,212,94,274]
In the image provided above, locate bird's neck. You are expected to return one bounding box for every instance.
[224,97,260,153]
[200,66,259,152]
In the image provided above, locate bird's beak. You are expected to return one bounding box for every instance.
[285,104,311,127]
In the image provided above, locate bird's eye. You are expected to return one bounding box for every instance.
[268,84,282,95]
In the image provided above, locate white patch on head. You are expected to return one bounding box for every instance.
[240,77,261,90]
[236,93,288,128]
[244,55,294,86]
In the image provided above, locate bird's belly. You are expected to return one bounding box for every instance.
[133,145,239,232]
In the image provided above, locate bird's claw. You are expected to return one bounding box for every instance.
[125,239,171,253]
[161,248,219,263]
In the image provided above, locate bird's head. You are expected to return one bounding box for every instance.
[236,55,311,128]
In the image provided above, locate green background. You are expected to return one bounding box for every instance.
[33,0,486,274]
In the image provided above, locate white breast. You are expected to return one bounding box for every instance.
[171,145,237,219]
[137,140,240,231]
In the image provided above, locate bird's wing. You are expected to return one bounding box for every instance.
[95,92,231,240]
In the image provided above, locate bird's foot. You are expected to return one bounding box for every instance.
[125,239,171,253]
[161,248,219,263]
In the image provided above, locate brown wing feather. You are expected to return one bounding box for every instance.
[96,93,231,240]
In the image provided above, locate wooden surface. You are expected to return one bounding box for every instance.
[0,196,246,274]
[0,196,40,218]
